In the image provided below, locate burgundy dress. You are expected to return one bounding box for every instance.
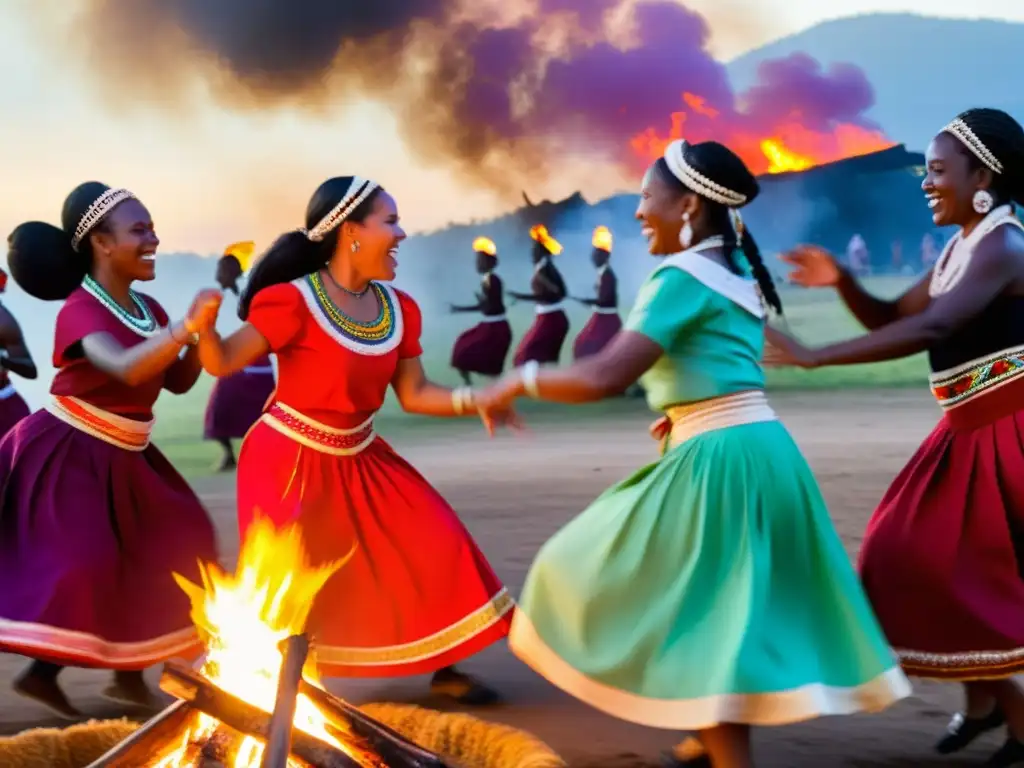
[0,287,219,669]
[450,273,513,377]
[0,371,30,438]
[859,294,1024,679]
[203,352,276,440]
[512,260,569,366]
[572,265,621,359]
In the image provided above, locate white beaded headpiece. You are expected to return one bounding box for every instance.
[663,140,748,207]
[943,117,1004,174]
[71,187,137,251]
[304,177,380,242]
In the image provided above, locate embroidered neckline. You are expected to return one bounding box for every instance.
[306,272,396,345]
[82,275,159,337]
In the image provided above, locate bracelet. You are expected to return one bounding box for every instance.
[451,386,475,415]
[520,360,540,398]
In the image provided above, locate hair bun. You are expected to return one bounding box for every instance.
[7,221,88,301]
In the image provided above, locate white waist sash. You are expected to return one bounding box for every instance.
[593,307,618,315]
[0,383,16,400]
[243,365,275,375]
[535,302,565,315]
[481,314,507,323]
[665,390,776,446]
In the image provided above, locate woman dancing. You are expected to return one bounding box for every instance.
[449,236,512,385]
[766,108,1024,766]
[0,266,36,436]
[191,176,516,704]
[510,225,569,365]
[476,140,910,767]
[572,225,621,359]
[204,241,275,471]
[0,182,219,719]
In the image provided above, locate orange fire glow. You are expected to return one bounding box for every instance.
[530,224,563,255]
[629,92,894,175]
[592,226,613,252]
[472,236,497,255]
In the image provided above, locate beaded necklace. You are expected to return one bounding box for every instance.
[306,271,395,344]
[81,275,159,337]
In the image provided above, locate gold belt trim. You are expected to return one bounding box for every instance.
[664,390,776,448]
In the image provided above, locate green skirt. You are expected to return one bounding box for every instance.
[509,417,911,729]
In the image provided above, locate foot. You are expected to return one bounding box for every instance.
[936,708,1006,754]
[430,667,501,706]
[660,738,710,767]
[985,738,1024,767]
[214,454,237,472]
[13,671,82,720]
[102,672,160,710]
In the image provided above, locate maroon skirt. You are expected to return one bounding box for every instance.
[513,308,569,366]
[0,384,30,438]
[572,310,621,360]
[204,366,276,440]
[859,371,1024,680]
[0,403,218,669]
[450,318,512,376]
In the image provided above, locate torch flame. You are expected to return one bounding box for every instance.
[760,139,814,174]
[592,226,613,252]
[529,224,563,255]
[155,516,374,768]
[223,241,257,273]
[472,236,497,256]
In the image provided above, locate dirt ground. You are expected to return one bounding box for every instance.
[0,389,1003,766]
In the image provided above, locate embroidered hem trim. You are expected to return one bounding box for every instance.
[897,645,1024,680]
[315,588,514,666]
[0,620,199,668]
[930,343,1024,408]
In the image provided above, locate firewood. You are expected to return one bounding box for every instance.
[298,682,448,768]
[260,634,310,768]
[85,700,197,767]
[160,659,366,768]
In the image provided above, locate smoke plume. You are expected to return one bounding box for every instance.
[53,0,886,190]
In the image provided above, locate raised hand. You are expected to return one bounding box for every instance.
[780,245,842,288]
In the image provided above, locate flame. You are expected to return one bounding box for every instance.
[592,226,613,252]
[155,516,372,768]
[472,236,497,256]
[529,224,563,255]
[223,241,257,273]
[629,91,895,175]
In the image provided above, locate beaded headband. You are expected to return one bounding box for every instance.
[943,118,1003,174]
[71,187,137,251]
[303,177,380,242]
[663,140,748,207]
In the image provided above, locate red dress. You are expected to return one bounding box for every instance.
[237,274,513,678]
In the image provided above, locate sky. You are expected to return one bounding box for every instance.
[1,0,1022,254]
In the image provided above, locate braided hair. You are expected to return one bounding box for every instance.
[943,108,1024,207]
[654,142,783,315]
[238,176,383,320]
[6,182,128,301]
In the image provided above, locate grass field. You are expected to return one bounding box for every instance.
[153,275,928,476]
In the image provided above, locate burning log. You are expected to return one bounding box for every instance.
[260,633,311,768]
[298,681,448,768]
[86,700,197,768]
[160,659,364,768]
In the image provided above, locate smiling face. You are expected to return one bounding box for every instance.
[636,163,696,256]
[339,189,406,282]
[89,198,159,282]
[923,132,992,227]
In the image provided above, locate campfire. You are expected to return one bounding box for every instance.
[87,519,449,768]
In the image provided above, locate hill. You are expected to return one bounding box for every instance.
[726,13,1024,147]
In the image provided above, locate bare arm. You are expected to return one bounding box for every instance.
[196,324,270,377]
[0,305,36,379]
[507,330,663,403]
[813,236,1015,366]
[836,267,933,329]
[163,345,203,394]
[78,320,194,387]
[391,357,484,416]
